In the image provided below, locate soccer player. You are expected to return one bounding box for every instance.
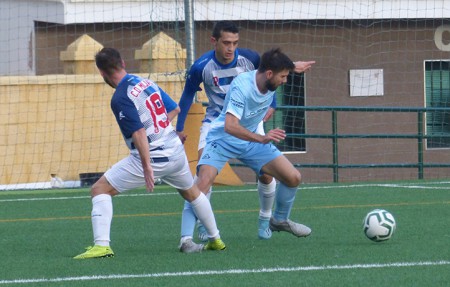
[176,21,314,252]
[196,48,312,240]
[74,48,225,259]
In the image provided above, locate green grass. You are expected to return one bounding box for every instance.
[0,180,449,286]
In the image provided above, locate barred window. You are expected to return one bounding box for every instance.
[425,61,450,149]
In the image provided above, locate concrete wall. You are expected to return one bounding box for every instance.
[0,32,242,187]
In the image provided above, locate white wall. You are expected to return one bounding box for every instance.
[0,0,64,75]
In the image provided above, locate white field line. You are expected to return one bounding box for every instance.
[0,261,449,285]
[1,181,450,203]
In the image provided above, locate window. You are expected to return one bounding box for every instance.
[425,61,450,149]
[266,73,306,152]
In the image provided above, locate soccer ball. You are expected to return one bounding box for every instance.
[363,209,396,242]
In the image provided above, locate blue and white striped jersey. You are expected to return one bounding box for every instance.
[176,48,274,132]
[111,74,182,159]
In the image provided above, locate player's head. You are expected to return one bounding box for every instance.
[95,48,125,88]
[212,21,239,39]
[258,48,295,91]
[211,21,239,65]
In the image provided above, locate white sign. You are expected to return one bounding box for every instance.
[349,69,384,97]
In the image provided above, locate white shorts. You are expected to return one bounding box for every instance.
[198,121,265,151]
[104,154,194,193]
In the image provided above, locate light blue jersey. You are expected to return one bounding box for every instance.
[200,70,282,175]
[207,70,275,149]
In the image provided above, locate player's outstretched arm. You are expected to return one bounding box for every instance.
[176,83,198,132]
[293,61,316,73]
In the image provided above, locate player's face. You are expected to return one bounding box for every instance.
[212,31,239,65]
[265,69,290,91]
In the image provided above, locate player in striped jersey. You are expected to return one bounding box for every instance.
[74,48,225,259]
[177,21,315,252]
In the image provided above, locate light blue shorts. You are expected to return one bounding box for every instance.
[198,121,265,151]
[198,140,282,176]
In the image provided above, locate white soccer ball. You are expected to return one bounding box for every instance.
[363,209,396,242]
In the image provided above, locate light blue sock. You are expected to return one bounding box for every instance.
[273,182,297,222]
[180,200,197,238]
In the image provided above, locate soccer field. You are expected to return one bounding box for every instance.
[0,181,449,286]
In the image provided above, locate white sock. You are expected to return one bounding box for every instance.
[258,178,276,219]
[91,194,113,247]
[194,174,213,226]
[190,192,220,239]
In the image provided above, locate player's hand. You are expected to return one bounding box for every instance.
[293,61,315,73]
[263,107,275,122]
[177,131,187,144]
[262,128,286,143]
[143,167,155,192]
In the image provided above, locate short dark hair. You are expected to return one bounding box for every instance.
[212,21,239,40]
[258,48,295,73]
[95,48,124,76]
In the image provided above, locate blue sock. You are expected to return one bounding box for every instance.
[273,182,297,221]
[180,200,197,238]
